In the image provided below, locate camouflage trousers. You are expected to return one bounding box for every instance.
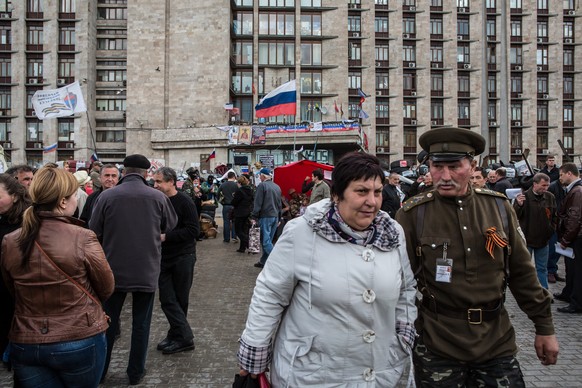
[413,336,525,387]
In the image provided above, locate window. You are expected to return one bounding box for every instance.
[300,14,321,36]
[537,75,548,93]
[457,45,470,63]
[98,8,127,20]
[537,21,548,38]
[348,42,360,61]
[234,41,253,65]
[403,18,415,34]
[300,99,322,121]
[431,101,444,120]
[0,87,10,110]
[302,42,322,64]
[536,47,548,66]
[59,25,75,46]
[96,120,126,127]
[376,101,389,119]
[348,16,361,33]
[233,12,253,35]
[564,104,574,122]
[259,0,295,6]
[563,129,574,152]
[488,74,497,93]
[375,0,389,5]
[375,45,389,61]
[404,129,417,153]
[486,0,496,7]
[537,102,548,121]
[375,17,388,33]
[59,0,75,13]
[488,102,497,120]
[510,0,522,8]
[430,46,443,62]
[376,130,390,150]
[403,101,416,119]
[457,19,469,36]
[0,56,10,78]
[58,119,74,141]
[431,0,443,6]
[403,45,416,62]
[564,0,575,10]
[27,0,42,12]
[458,75,470,93]
[27,57,43,78]
[301,0,322,6]
[564,21,574,38]
[0,122,10,142]
[258,13,294,35]
[511,75,522,93]
[97,69,126,82]
[232,71,253,94]
[564,76,574,94]
[511,129,522,149]
[487,44,496,64]
[300,71,321,94]
[458,101,470,119]
[564,49,574,66]
[0,26,10,46]
[430,18,443,35]
[537,129,549,150]
[403,72,416,90]
[27,25,43,45]
[26,120,43,142]
[510,46,522,64]
[431,73,443,92]
[348,72,361,89]
[258,41,294,65]
[376,72,388,90]
[236,0,254,5]
[96,99,126,111]
[97,38,127,50]
[511,103,522,121]
[510,19,521,36]
[486,19,496,37]
[58,56,74,79]
[537,0,548,9]
[96,130,126,142]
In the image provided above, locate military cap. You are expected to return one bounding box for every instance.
[123,154,151,169]
[419,127,486,162]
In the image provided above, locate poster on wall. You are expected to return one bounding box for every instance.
[251,125,266,145]
[238,126,251,145]
[259,154,274,169]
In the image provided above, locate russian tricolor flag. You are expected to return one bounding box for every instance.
[255,80,296,118]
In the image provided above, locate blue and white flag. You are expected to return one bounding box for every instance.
[32,81,87,120]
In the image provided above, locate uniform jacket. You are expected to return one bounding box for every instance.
[513,187,556,248]
[89,173,177,292]
[241,199,417,387]
[396,186,554,363]
[1,213,114,344]
[557,180,582,247]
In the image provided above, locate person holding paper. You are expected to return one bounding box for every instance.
[555,163,582,314]
[513,173,556,289]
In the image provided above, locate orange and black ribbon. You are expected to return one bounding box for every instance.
[485,227,508,259]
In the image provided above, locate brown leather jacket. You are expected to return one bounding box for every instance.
[1,213,114,344]
[557,181,582,247]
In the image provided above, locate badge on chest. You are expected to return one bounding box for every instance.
[435,242,452,283]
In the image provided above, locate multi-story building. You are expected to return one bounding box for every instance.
[1,0,580,171]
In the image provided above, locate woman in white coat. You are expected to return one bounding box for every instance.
[237,152,417,387]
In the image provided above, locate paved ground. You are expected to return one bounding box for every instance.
[1,217,582,387]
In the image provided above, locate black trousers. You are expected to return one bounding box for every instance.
[159,253,196,342]
[562,238,582,309]
[234,216,250,251]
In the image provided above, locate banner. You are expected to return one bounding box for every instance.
[265,121,360,134]
[251,125,266,145]
[228,126,239,145]
[31,81,87,120]
[238,126,252,145]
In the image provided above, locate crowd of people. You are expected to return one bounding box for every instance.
[0,129,578,386]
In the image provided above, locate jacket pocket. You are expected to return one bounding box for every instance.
[279,335,324,386]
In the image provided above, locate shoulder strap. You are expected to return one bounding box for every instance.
[35,242,102,306]
[493,197,511,294]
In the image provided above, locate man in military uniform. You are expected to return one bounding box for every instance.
[395,127,558,387]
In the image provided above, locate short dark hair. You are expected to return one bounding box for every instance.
[6,164,34,177]
[560,162,580,177]
[0,174,31,224]
[473,167,486,179]
[154,167,177,185]
[495,167,507,177]
[312,169,324,180]
[227,171,236,179]
[331,152,385,200]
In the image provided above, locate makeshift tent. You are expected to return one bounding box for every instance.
[274,160,334,200]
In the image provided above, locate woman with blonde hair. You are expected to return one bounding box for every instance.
[1,166,114,388]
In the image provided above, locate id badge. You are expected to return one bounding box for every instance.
[435,258,453,283]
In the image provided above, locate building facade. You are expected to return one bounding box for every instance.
[1,0,580,171]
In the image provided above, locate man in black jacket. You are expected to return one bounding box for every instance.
[381,172,401,218]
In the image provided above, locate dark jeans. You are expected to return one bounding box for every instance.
[413,335,525,387]
[159,253,196,342]
[11,333,106,388]
[102,291,155,382]
[234,216,250,251]
[222,205,236,242]
[547,232,561,275]
[561,238,582,308]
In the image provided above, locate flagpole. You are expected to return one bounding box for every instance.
[85,112,98,159]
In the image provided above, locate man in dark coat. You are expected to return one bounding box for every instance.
[381,172,401,218]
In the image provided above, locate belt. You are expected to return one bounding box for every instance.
[421,297,503,325]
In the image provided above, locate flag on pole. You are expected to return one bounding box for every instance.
[359,109,369,119]
[206,149,216,162]
[42,142,58,154]
[358,88,369,106]
[32,81,87,120]
[90,153,99,163]
[340,103,344,118]
[334,100,339,113]
[255,80,297,118]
